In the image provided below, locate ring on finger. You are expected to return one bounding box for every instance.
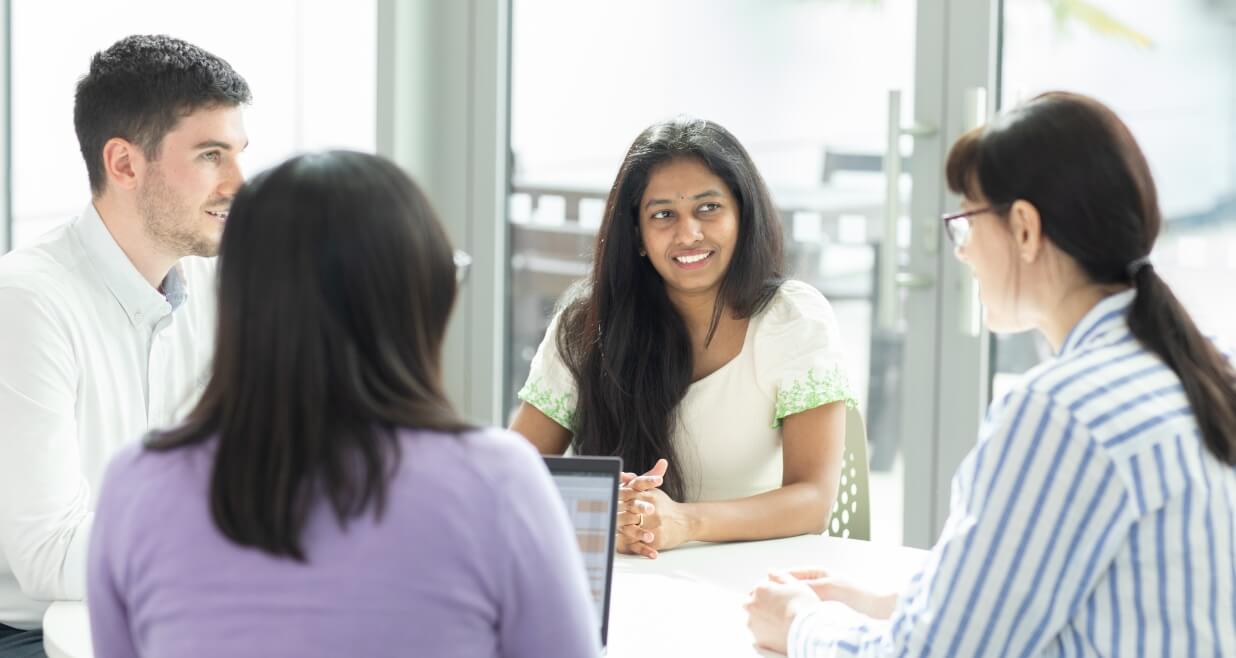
[637,513,644,527]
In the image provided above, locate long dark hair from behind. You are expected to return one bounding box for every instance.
[149,151,470,560]
[945,91,1236,465]
[559,117,785,500]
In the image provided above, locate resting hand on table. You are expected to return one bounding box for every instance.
[784,567,898,620]
[743,570,820,655]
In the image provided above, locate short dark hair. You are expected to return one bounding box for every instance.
[149,151,470,561]
[946,91,1236,466]
[74,34,252,195]
[558,117,785,501]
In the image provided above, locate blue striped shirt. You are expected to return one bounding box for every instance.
[789,290,1236,657]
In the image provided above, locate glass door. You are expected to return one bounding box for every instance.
[504,0,1001,546]
[373,0,1004,547]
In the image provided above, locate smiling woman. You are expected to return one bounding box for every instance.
[509,117,858,558]
[638,158,741,309]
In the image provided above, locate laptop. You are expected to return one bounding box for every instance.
[543,455,621,652]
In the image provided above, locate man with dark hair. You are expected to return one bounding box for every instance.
[0,35,250,655]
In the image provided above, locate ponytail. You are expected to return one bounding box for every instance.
[945,91,1236,467]
[1127,265,1236,465]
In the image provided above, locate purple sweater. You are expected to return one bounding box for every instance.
[87,428,599,658]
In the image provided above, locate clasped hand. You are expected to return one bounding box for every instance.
[614,458,690,559]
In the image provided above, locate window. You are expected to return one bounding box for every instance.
[10,0,376,247]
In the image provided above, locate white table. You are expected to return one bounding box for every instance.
[606,535,928,657]
[42,535,928,658]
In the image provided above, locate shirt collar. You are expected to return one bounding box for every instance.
[70,203,188,326]
[1057,288,1137,357]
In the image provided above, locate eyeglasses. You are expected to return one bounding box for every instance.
[940,204,1008,247]
[453,249,472,284]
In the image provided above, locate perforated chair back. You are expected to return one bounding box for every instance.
[827,406,872,540]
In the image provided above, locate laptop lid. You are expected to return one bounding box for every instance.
[543,455,621,649]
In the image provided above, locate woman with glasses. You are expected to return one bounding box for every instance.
[510,117,857,558]
[746,92,1236,656]
[86,152,598,658]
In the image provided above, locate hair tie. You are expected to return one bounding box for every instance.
[1126,255,1152,280]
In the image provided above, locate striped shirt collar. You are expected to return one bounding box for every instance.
[70,203,190,326]
[1057,288,1137,357]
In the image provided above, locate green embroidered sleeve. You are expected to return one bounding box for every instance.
[518,378,577,431]
[771,365,858,429]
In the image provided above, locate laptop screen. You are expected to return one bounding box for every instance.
[543,456,621,648]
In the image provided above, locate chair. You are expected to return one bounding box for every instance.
[827,406,871,540]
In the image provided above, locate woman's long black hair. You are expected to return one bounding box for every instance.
[149,151,470,560]
[558,117,785,500]
[946,92,1236,465]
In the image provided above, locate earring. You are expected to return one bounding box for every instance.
[639,248,647,257]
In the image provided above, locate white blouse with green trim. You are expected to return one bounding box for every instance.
[518,279,856,502]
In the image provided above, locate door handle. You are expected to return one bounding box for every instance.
[878,89,937,330]
[454,249,472,285]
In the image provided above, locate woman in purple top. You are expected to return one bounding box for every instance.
[87,151,599,658]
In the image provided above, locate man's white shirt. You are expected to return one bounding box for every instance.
[0,204,215,629]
